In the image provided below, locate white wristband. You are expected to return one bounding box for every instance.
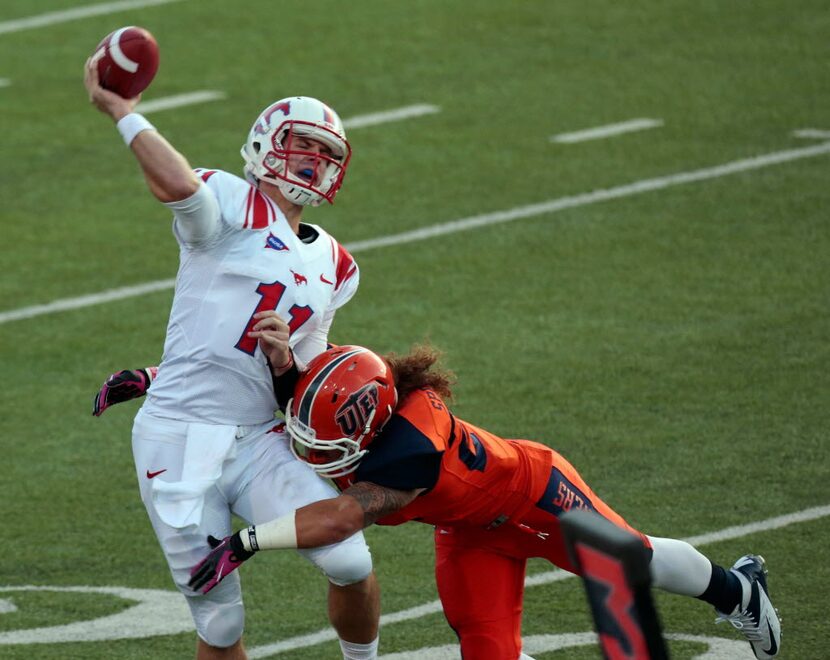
[240,511,297,551]
[116,113,155,146]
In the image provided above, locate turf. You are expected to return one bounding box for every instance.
[1,0,828,658]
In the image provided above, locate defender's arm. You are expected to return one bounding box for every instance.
[188,482,423,593]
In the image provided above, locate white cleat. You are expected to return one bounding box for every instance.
[715,554,781,658]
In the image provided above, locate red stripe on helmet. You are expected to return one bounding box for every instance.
[322,104,335,126]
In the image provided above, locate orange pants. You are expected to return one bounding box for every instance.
[434,450,649,660]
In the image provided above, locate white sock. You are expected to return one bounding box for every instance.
[339,637,379,660]
[648,535,712,596]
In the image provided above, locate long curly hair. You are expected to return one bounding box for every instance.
[383,343,455,403]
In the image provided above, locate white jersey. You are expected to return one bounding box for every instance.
[143,168,359,425]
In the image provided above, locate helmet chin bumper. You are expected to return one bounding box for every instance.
[277,180,326,207]
[241,97,351,206]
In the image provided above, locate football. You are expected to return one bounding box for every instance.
[92,26,159,98]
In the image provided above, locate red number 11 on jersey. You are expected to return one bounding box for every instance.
[234,280,313,355]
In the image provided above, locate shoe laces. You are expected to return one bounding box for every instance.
[715,609,763,642]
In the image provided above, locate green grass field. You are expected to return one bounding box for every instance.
[1,0,829,658]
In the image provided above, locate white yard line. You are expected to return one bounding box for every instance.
[792,128,830,140]
[0,280,176,324]
[343,104,440,129]
[551,118,664,144]
[0,78,10,88]
[346,140,830,252]
[2,140,829,326]
[247,503,830,657]
[0,0,184,35]
[134,98,439,123]
[136,91,226,114]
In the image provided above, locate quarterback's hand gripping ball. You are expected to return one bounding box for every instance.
[92,367,157,417]
[91,26,159,98]
[189,534,256,594]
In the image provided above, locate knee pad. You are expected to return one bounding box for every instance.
[187,577,245,648]
[305,536,373,586]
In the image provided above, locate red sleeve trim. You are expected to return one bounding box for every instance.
[243,187,274,230]
[243,188,254,229]
[334,242,357,291]
[196,169,217,182]
[250,190,272,229]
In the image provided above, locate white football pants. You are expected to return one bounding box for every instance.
[131,408,373,646]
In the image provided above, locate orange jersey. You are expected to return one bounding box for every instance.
[354,388,556,528]
[352,388,649,660]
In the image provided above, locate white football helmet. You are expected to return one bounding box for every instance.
[241,96,351,206]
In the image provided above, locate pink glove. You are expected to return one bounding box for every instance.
[92,366,157,416]
[188,533,256,594]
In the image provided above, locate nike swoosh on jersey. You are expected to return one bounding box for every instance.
[146,469,167,479]
[320,274,334,285]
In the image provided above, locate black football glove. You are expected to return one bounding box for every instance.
[92,366,157,417]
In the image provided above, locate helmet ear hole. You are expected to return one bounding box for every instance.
[252,141,262,154]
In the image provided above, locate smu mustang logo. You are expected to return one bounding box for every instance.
[254,101,291,135]
[335,383,380,437]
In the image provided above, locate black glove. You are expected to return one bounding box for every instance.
[92,367,157,416]
[188,533,256,594]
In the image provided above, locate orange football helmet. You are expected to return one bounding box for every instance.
[286,345,398,478]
